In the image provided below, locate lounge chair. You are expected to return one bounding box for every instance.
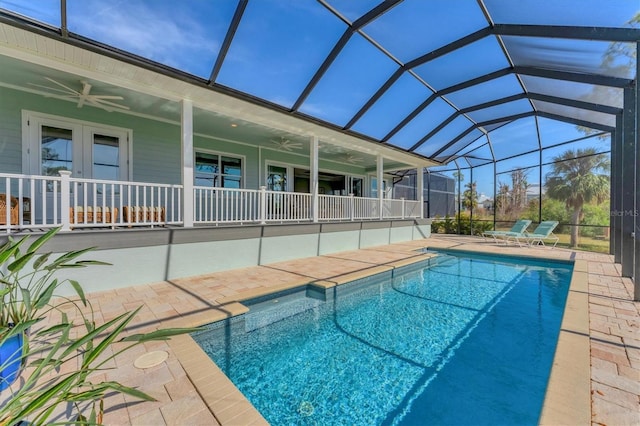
[513,221,560,248]
[482,219,532,244]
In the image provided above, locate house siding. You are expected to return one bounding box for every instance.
[0,87,24,174]
[0,86,267,188]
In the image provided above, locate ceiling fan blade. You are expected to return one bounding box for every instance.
[27,83,75,94]
[90,95,125,100]
[89,98,130,111]
[76,81,92,108]
[44,77,80,95]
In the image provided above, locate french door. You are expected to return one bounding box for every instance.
[24,112,130,222]
[27,115,129,182]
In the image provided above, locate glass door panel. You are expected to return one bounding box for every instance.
[350,177,363,197]
[267,165,288,191]
[41,126,73,177]
[92,134,120,181]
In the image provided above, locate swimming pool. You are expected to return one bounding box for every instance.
[193,252,573,425]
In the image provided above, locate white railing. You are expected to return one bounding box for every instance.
[265,189,312,223]
[194,187,260,224]
[69,176,182,228]
[2,172,421,233]
[404,200,421,218]
[194,187,313,224]
[318,194,351,221]
[1,172,183,233]
[353,196,380,220]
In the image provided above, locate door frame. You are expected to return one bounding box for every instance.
[22,110,132,180]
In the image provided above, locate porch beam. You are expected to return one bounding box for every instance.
[182,99,194,228]
[310,135,319,223]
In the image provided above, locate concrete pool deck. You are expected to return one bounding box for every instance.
[12,235,639,425]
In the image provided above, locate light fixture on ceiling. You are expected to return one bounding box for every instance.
[28,77,130,112]
[270,137,303,151]
[230,123,238,127]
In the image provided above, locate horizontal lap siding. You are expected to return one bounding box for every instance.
[1,86,251,186]
[0,87,24,174]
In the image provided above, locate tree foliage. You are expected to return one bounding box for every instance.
[545,148,610,247]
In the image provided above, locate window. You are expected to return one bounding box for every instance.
[195,151,243,188]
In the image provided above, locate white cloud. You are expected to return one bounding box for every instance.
[69,0,220,74]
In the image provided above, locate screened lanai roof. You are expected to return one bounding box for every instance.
[0,0,638,166]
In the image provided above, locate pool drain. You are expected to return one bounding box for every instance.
[298,401,314,417]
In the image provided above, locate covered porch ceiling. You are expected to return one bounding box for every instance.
[0,1,637,170]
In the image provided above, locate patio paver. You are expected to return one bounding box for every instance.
[4,235,638,425]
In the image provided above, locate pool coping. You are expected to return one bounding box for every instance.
[168,248,588,425]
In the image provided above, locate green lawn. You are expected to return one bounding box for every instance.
[553,233,610,253]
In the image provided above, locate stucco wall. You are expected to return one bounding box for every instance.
[2,220,431,294]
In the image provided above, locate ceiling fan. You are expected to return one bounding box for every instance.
[270,137,303,151]
[28,77,130,112]
[342,153,364,164]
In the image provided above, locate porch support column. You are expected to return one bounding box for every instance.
[417,166,424,218]
[310,135,319,222]
[635,42,640,299]
[181,99,194,228]
[611,115,622,260]
[621,87,635,279]
[377,154,383,220]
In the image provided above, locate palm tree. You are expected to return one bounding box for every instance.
[545,148,610,247]
[462,181,478,211]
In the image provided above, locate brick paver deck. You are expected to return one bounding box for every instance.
[3,235,638,425]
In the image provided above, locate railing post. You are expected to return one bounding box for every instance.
[259,186,267,224]
[349,193,354,221]
[59,170,72,232]
[401,197,405,219]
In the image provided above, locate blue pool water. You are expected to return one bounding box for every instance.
[193,252,573,425]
